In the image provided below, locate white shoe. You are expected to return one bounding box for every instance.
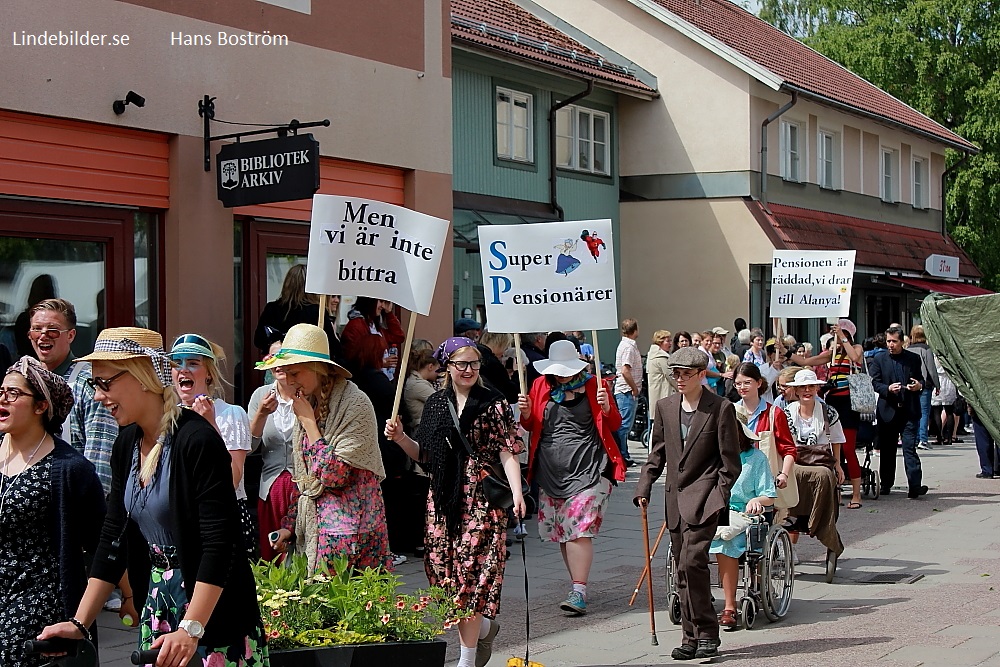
[104,595,122,611]
[513,524,527,540]
[391,553,408,567]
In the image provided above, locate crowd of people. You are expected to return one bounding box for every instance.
[1,259,995,667]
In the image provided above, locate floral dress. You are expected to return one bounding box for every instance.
[282,436,392,572]
[0,456,62,667]
[424,402,524,618]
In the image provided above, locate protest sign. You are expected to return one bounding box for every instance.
[304,195,449,316]
[769,250,856,318]
[479,219,618,333]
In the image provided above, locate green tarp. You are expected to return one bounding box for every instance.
[920,292,1000,443]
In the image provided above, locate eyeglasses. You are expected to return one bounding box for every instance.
[28,327,72,340]
[86,370,129,392]
[0,387,38,402]
[448,360,482,371]
[734,380,757,388]
[671,369,701,380]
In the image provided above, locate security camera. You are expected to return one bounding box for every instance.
[113,91,146,115]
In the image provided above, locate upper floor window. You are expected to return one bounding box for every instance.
[556,105,610,175]
[817,130,840,189]
[912,157,927,209]
[496,87,533,163]
[780,120,802,182]
[881,148,898,203]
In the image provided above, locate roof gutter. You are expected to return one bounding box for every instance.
[760,89,797,211]
[782,83,979,155]
[549,80,594,220]
[940,153,973,236]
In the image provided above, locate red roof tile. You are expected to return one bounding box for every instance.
[647,0,975,150]
[747,200,983,279]
[895,277,992,297]
[451,0,656,95]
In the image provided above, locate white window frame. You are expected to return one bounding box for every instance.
[817,130,840,189]
[780,120,803,182]
[555,104,611,175]
[881,148,898,203]
[495,87,534,164]
[912,156,927,209]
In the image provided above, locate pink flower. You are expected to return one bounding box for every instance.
[205,651,225,667]
[244,638,252,660]
[270,609,281,617]
[380,614,390,625]
[268,630,281,640]
[411,603,423,611]
[162,569,174,581]
[379,596,387,602]
[395,600,406,610]
[419,596,431,603]
[365,601,373,611]
[156,619,172,632]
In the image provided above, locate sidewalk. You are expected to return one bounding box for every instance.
[97,437,1000,666]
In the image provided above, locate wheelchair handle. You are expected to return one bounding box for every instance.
[131,649,159,665]
[24,638,81,656]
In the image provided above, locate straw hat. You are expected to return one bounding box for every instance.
[75,327,174,387]
[533,339,588,376]
[254,323,351,378]
[786,368,826,386]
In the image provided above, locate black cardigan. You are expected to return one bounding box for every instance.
[90,410,262,648]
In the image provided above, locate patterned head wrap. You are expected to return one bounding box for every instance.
[432,336,478,370]
[92,337,174,388]
[6,356,74,432]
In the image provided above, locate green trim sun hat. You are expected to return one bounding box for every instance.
[254,323,351,378]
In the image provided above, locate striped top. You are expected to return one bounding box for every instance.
[826,352,855,398]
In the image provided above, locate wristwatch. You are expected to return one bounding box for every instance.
[179,619,205,639]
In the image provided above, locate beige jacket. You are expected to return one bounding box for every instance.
[646,344,675,406]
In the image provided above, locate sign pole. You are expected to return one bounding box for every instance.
[390,313,418,421]
[317,295,328,327]
[590,330,602,378]
[513,333,528,396]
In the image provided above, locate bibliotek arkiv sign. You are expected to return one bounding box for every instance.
[216,134,320,207]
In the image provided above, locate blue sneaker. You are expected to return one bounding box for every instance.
[559,590,587,615]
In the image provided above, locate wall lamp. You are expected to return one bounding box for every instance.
[113,91,145,115]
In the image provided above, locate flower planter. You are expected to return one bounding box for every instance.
[269,640,447,667]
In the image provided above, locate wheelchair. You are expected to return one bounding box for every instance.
[859,441,880,500]
[665,514,794,630]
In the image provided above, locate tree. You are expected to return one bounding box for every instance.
[757,0,1000,289]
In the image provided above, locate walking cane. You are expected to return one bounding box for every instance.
[629,521,667,606]
[640,501,658,646]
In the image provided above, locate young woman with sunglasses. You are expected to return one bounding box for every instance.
[39,327,266,667]
[0,357,106,667]
[385,337,525,667]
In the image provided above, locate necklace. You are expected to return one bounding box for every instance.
[0,432,48,517]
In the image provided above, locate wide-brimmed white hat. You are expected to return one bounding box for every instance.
[533,340,588,377]
[254,323,351,378]
[786,368,826,387]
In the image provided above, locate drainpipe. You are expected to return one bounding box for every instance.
[940,153,972,236]
[759,89,798,210]
[549,80,594,220]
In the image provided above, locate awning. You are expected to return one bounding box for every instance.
[894,277,993,297]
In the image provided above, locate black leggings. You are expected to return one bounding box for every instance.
[932,404,955,444]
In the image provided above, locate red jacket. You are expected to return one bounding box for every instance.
[755,402,797,461]
[520,374,626,484]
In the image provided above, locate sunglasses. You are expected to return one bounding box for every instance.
[86,370,129,392]
[28,327,72,340]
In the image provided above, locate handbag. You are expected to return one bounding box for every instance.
[447,401,526,510]
[755,405,799,509]
[849,356,878,415]
[714,510,752,541]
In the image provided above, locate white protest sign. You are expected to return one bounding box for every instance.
[304,195,449,316]
[479,219,618,333]
[769,250,856,318]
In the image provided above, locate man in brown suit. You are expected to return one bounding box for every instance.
[635,346,742,660]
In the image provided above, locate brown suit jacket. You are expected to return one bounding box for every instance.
[635,390,742,531]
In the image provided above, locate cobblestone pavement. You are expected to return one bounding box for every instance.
[98,437,1000,666]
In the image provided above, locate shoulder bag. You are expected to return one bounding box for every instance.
[754,404,799,509]
[849,355,878,416]
[447,400,526,510]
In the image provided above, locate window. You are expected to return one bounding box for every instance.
[912,157,926,209]
[496,88,533,163]
[881,148,898,202]
[555,105,610,175]
[817,130,839,189]
[780,120,802,182]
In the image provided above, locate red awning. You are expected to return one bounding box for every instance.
[894,277,993,297]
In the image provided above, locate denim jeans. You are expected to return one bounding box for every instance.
[615,392,637,462]
[877,413,922,492]
[918,387,933,444]
[973,413,999,476]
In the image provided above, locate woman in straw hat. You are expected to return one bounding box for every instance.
[39,328,266,667]
[517,339,625,616]
[385,337,525,667]
[0,356,106,667]
[261,324,391,572]
[167,334,255,558]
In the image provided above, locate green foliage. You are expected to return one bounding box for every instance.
[756,0,1000,289]
[252,555,471,650]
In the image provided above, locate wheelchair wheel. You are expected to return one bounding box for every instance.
[667,592,682,625]
[871,472,881,499]
[760,526,794,621]
[740,597,757,630]
[825,549,838,584]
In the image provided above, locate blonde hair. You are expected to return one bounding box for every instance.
[202,341,229,400]
[652,329,671,345]
[725,354,740,371]
[303,362,340,427]
[106,358,182,485]
[443,345,484,389]
[479,331,512,355]
[779,366,802,384]
[910,325,927,343]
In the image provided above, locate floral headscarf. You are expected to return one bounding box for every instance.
[6,356,74,433]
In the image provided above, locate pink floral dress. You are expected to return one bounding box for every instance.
[282,436,391,571]
[424,403,524,618]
